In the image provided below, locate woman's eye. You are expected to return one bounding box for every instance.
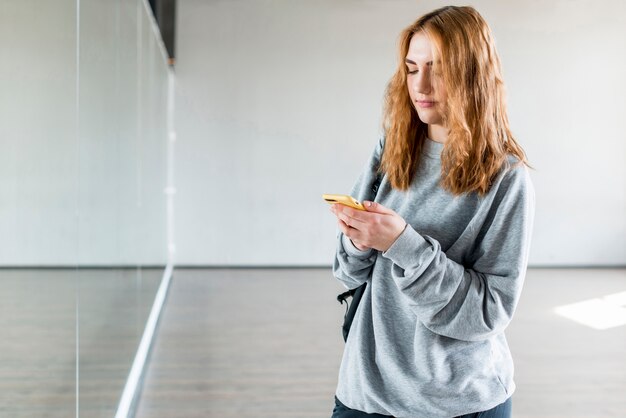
[407,69,418,75]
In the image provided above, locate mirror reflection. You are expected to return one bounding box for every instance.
[0,0,172,415]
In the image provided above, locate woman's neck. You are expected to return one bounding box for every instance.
[428,124,448,143]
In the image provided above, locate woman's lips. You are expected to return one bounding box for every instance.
[416,100,436,108]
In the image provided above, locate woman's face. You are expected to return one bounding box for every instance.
[405,32,447,130]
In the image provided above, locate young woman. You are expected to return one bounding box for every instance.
[329,6,534,418]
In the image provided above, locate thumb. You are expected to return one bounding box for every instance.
[363,201,394,214]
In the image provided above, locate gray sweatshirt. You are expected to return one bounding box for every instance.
[333,137,535,417]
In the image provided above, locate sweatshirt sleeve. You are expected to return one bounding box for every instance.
[381,163,535,341]
[332,138,384,290]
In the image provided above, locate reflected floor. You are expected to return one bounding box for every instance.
[0,268,163,417]
[136,268,626,418]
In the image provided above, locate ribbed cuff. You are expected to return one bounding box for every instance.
[382,224,429,269]
[341,234,375,258]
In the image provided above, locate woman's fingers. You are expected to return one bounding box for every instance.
[337,212,367,231]
[332,203,399,250]
[337,219,369,250]
[331,201,406,252]
[330,204,365,230]
[337,217,358,236]
[362,201,395,215]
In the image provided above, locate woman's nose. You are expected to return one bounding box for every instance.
[413,71,432,95]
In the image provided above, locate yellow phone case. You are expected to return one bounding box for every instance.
[322,194,365,210]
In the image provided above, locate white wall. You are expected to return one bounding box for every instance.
[0,0,171,266]
[174,0,626,266]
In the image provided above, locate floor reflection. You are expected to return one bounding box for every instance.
[0,268,162,417]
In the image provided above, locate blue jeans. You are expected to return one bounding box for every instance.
[331,396,512,418]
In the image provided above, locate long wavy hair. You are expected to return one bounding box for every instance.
[381,5,529,195]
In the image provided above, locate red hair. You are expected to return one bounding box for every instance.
[381,6,529,195]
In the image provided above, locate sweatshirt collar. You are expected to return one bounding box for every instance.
[422,137,444,159]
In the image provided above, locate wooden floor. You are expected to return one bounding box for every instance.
[1,268,623,416]
[135,268,626,418]
[134,269,344,418]
[0,268,163,417]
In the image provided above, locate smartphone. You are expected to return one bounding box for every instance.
[322,194,365,210]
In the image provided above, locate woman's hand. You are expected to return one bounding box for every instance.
[330,201,407,252]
